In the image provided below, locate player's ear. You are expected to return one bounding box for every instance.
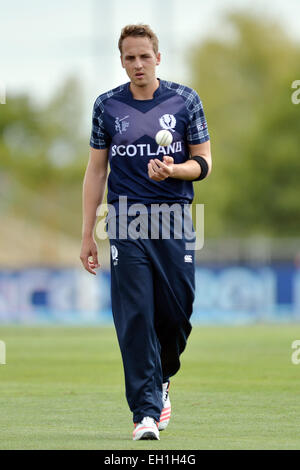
[156,52,161,66]
[120,54,125,68]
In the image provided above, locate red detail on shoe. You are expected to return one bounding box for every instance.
[159,406,171,419]
[161,406,171,413]
[133,426,156,437]
[159,415,170,422]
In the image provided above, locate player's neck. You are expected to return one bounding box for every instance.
[129,78,159,100]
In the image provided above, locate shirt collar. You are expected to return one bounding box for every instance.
[126,78,163,101]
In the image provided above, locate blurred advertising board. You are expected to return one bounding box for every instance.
[0,265,299,325]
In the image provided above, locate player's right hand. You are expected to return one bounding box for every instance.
[80,236,100,275]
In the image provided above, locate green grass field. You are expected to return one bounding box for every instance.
[0,325,299,450]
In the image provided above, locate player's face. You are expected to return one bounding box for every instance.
[121,36,160,88]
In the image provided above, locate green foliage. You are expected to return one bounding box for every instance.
[0,78,87,238]
[189,13,300,236]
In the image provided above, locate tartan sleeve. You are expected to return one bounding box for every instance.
[89,97,111,149]
[186,90,210,145]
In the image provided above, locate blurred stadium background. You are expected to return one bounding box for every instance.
[1,0,300,327]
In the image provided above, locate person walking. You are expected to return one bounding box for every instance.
[80,24,211,440]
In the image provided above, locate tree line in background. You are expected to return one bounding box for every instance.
[0,78,86,240]
[1,13,300,243]
[190,13,300,237]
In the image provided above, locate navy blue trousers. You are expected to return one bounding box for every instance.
[108,210,195,423]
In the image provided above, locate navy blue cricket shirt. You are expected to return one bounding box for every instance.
[90,79,210,211]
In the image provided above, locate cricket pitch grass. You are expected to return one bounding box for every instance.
[0,325,299,450]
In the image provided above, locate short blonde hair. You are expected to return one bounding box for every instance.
[118,24,159,55]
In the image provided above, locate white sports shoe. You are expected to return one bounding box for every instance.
[133,416,160,441]
[158,381,171,431]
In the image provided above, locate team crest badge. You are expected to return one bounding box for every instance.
[159,114,176,133]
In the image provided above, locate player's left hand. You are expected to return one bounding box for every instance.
[148,156,174,181]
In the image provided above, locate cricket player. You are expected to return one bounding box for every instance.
[80,24,211,440]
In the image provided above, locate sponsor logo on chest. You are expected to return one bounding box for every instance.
[111,141,182,157]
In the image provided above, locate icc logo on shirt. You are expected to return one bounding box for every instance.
[115,116,130,134]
